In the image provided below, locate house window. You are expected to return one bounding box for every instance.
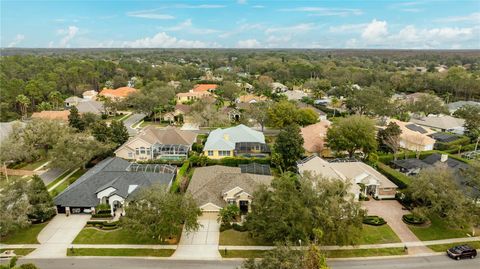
[128,152,133,158]
[140,147,145,154]
[135,149,140,155]
[208,150,214,156]
[227,199,236,205]
[219,150,230,156]
[146,149,151,155]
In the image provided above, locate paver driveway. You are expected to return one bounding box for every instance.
[27,214,90,258]
[172,212,221,260]
[363,200,432,255]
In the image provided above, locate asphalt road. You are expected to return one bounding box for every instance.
[39,168,66,185]
[8,254,479,269]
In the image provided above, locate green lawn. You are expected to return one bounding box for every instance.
[357,224,401,244]
[67,248,174,257]
[408,216,473,241]
[428,241,480,252]
[325,247,405,258]
[13,158,49,171]
[219,230,273,246]
[72,227,174,245]
[139,121,168,128]
[0,222,49,244]
[0,248,36,256]
[49,169,86,195]
[219,248,406,259]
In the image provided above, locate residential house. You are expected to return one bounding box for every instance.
[115,126,198,161]
[223,107,241,121]
[99,87,137,100]
[298,156,398,199]
[203,124,269,159]
[447,101,480,114]
[236,82,254,92]
[64,96,105,115]
[163,104,192,123]
[54,157,176,215]
[192,84,218,93]
[271,82,288,93]
[64,96,84,107]
[187,165,273,213]
[410,115,465,135]
[31,110,70,122]
[301,120,331,154]
[283,90,308,101]
[176,91,212,103]
[82,90,98,100]
[380,119,436,152]
[200,71,223,81]
[393,153,470,177]
[236,94,267,104]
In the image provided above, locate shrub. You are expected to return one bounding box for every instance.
[220,223,232,232]
[86,221,106,226]
[101,226,118,230]
[102,222,118,227]
[192,142,204,153]
[402,214,427,225]
[92,213,112,219]
[363,216,387,226]
[232,223,248,232]
[376,163,411,189]
[96,210,111,214]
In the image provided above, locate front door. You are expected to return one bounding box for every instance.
[239,200,249,214]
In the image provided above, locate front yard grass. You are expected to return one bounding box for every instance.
[219,230,273,246]
[0,222,49,244]
[219,249,268,258]
[72,227,175,245]
[428,241,480,252]
[67,248,174,257]
[357,224,401,244]
[12,158,49,171]
[408,216,473,241]
[0,248,36,256]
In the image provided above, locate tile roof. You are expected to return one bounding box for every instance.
[54,157,175,208]
[204,124,265,151]
[187,165,273,208]
[99,87,137,98]
[192,84,218,92]
[31,110,70,121]
[301,120,331,153]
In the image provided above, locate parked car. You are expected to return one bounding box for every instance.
[447,245,477,260]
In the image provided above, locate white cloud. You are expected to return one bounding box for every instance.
[236,39,261,48]
[127,9,174,20]
[436,12,480,23]
[159,19,220,34]
[8,34,25,47]
[57,26,79,47]
[329,23,367,33]
[361,19,388,43]
[122,32,206,48]
[278,7,362,16]
[174,4,225,9]
[265,23,316,34]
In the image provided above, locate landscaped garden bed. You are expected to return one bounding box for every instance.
[402,214,428,225]
[363,216,387,226]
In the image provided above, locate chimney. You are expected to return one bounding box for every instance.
[440,154,448,163]
[223,134,230,141]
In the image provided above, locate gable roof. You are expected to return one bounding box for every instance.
[410,115,465,130]
[75,100,104,114]
[192,84,218,92]
[187,165,273,208]
[54,157,175,208]
[301,120,331,153]
[204,124,265,151]
[448,101,480,111]
[99,87,137,98]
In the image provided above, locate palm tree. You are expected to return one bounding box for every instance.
[48,91,63,110]
[16,94,30,119]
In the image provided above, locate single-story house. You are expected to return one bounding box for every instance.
[381,119,436,152]
[301,120,331,154]
[115,126,198,161]
[393,153,469,176]
[192,84,218,93]
[271,82,288,93]
[297,156,398,199]
[187,165,273,213]
[176,91,212,103]
[236,94,267,104]
[31,110,70,122]
[447,101,480,114]
[65,96,105,115]
[99,87,137,100]
[163,104,192,123]
[64,96,83,107]
[236,82,254,92]
[410,115,465,135]
[54,157,176,215]
[203,124,269,159]
[283,90,308,101]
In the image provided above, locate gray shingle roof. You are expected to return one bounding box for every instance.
[54,157,175,208]
[204,124,265,151]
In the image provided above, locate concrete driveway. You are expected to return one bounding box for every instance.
[27,214,90,258]
[123,113,145,136]
[172,212,221,260]
[363,200,432,254]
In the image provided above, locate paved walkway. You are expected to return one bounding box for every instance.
[171,213,221,260]
[26,214,90,258]
[363,200,432,254]
[47,168,79,192]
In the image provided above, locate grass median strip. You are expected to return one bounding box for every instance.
[408,216,472,241]
[0,222,49,244]
[0,248,36,256]
[67,248,174,257]
[72,227,174,245]
[428,241,480,252]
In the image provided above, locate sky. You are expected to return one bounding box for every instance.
[1,0,479,49]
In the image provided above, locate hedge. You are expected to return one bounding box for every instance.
[402,214,427,225]
[87,221,106,226]
[363,216,387,226]
[232,223,248,232]
[376,163,411,189]
[92,213,113,219]
[377,150,437,164]
[171,161,190,193]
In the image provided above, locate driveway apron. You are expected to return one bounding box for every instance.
[171,213,221,260]
[27,214,90,258]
